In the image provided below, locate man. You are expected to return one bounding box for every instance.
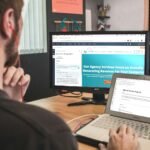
[0,0,139,150]
[0,0,77,149]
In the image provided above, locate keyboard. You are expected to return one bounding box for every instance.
[91,115,150,140]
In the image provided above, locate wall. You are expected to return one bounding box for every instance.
[104,0,145,30]
[21,54,57,101]
[85,0,102,31]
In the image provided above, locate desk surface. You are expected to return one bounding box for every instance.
[28,95,105,150]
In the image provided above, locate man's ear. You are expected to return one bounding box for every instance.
[2,8,15,39]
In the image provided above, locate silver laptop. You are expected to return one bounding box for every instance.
[76,73,150,149]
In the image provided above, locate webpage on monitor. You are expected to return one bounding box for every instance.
[52,34,146,88]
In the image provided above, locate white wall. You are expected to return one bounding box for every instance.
[104,0,145,30]
[85,0,102,31]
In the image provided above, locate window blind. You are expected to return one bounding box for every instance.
[20,0,47,54]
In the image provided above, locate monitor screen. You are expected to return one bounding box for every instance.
[110,77,150,118]
[49,31,149,92]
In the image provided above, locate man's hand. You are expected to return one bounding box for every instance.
[3,66,31,102]
[99,125,140,150]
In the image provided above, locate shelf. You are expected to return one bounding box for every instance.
[98,16,110,19]
[54,20,83,24]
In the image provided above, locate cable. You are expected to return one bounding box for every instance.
[58,90,83,98]
[67,114,98,133]
[71,91,82,96]
[67,114,98,124]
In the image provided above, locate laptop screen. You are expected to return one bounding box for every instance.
[110,78,150,118]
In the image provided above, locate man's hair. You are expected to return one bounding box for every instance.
[0,0,24,37]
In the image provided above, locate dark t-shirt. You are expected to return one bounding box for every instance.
[0,90,78,150]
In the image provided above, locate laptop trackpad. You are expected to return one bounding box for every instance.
[76,125,109,143]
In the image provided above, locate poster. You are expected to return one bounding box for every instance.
[52,0,83,14]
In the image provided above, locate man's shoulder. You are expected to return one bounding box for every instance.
[0,95,78,150]
[0,96,70,136]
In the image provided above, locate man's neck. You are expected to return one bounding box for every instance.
[0,43,6,90]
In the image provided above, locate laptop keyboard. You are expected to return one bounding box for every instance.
[92,115,150,140]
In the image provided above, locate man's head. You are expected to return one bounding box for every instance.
[0,0,24,67]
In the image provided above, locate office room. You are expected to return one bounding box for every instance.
[0,0,150,150]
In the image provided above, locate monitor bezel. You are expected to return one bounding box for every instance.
[49,31,149,93]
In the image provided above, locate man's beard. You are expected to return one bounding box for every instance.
[4,31,19,67]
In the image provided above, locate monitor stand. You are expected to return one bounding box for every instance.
[82,92,107,105]
[67,92,107,107]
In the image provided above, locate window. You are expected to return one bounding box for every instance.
[19,0,47,54]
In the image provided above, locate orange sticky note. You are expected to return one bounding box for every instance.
[52,0,83,14]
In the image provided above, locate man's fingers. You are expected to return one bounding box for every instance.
[3,66,16,85]
[117,124,127,136]
[109,128,116,137]
[10,68,24,87]
[3,67,31,101]
[3,67,30,88]
[19,74,30,86]
[98,143,107,150]
[3,68,7,74]
[19,74,30,96]
[126,126,135,135]
[109,128,119,144]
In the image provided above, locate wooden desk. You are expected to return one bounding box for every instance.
[28,95,105,150]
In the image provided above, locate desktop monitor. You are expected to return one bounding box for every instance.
[49,31,149,103]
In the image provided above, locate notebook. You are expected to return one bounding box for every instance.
[75,73,150,150]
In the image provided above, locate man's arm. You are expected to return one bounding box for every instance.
[99,125,140,150]
[3,66,30,102]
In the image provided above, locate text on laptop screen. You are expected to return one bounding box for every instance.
[110,78,150,118]
[52,33,146,88]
